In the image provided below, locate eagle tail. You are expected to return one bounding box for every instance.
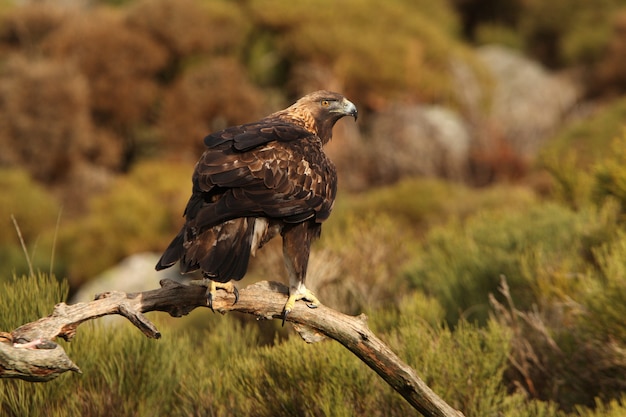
[173,217,255,282]
[155,231,184,271]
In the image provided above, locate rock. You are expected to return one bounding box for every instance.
[476,45,581,157]
[365,104,471,185]
[70,252,183,303]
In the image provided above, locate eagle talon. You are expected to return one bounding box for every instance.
[190,278,238,312]
[281,288,319,326]
[281,310,290,327]
[207,291,215,312]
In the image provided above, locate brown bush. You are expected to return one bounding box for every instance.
[159,58,265,157]
[43,9,167,128]
[0,56,92,183]
[126,0,247,65]
[0,4,68,55]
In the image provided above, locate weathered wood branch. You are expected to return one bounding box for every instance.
[1,279,464,417]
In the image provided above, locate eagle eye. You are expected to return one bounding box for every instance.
[321,99,330,107]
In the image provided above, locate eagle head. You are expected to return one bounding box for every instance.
[289,90,357,143]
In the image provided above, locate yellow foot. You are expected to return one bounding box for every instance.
[282,288,320,326]
[190,278,239,311]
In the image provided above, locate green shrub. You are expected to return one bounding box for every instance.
[0,169,61,280]
[0,273,68,331]
[330,178,537,234]
[0,273,260,417]
[235,339,392,417]
[54,161,190,287]
[539,98,626,171]
[286,179,537,317]
[245,0,487,108]
[468,0,623,70]
[574,397,626,417]
[0,169,59,245]
[394,319,512,415]
[538,149,595,210]
[489,211,626,411]
[406,202,590,325]
[585,230,626,344]
[593,132,626,215]
[3,270,626,416]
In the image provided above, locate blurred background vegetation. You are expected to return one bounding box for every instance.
[2,0,626,415]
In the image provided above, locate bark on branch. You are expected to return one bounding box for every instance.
[0,279,464,417]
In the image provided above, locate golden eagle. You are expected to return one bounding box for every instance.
[156,91,357,322]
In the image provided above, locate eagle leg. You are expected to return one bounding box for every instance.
[190,277,239,312]
[281,222,321,326]
[282,288,320,326]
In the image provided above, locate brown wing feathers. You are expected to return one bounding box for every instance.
[156,128,329,279]
[156,91,356,284]
[180,218,255,279]
[205,120,310,152]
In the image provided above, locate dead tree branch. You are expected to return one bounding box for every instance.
[0,279,464,417]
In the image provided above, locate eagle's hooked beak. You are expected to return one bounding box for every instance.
[342,98,358,121]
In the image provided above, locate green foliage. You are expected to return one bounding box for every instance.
[397,320,512,415]
[3,3,626,415]
[0,273,260,417]
[376,294,514,416]
[485,201,626,410]
[521,0,619,66]
[333,179,469,227]
[54,161,190,286]
[331,178,537,233]
[585,230,626,344]
[316,212,417,314]
[4,221,626,416]
[574,397,626,417]
[0,169,59,244]
[236,339,393,417]
[230,293,511,417]
[538,99,626,208]
[298,179,537,318]
[540,98,626,169]
[0,169,60,280]
[593,132,626,215]
[245,0,485,107]
[538,150,594,210]
[469,0,625,70]
[0,273,68,331]
[407,202,590,325]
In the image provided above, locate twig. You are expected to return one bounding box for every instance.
[11,215,34,277]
